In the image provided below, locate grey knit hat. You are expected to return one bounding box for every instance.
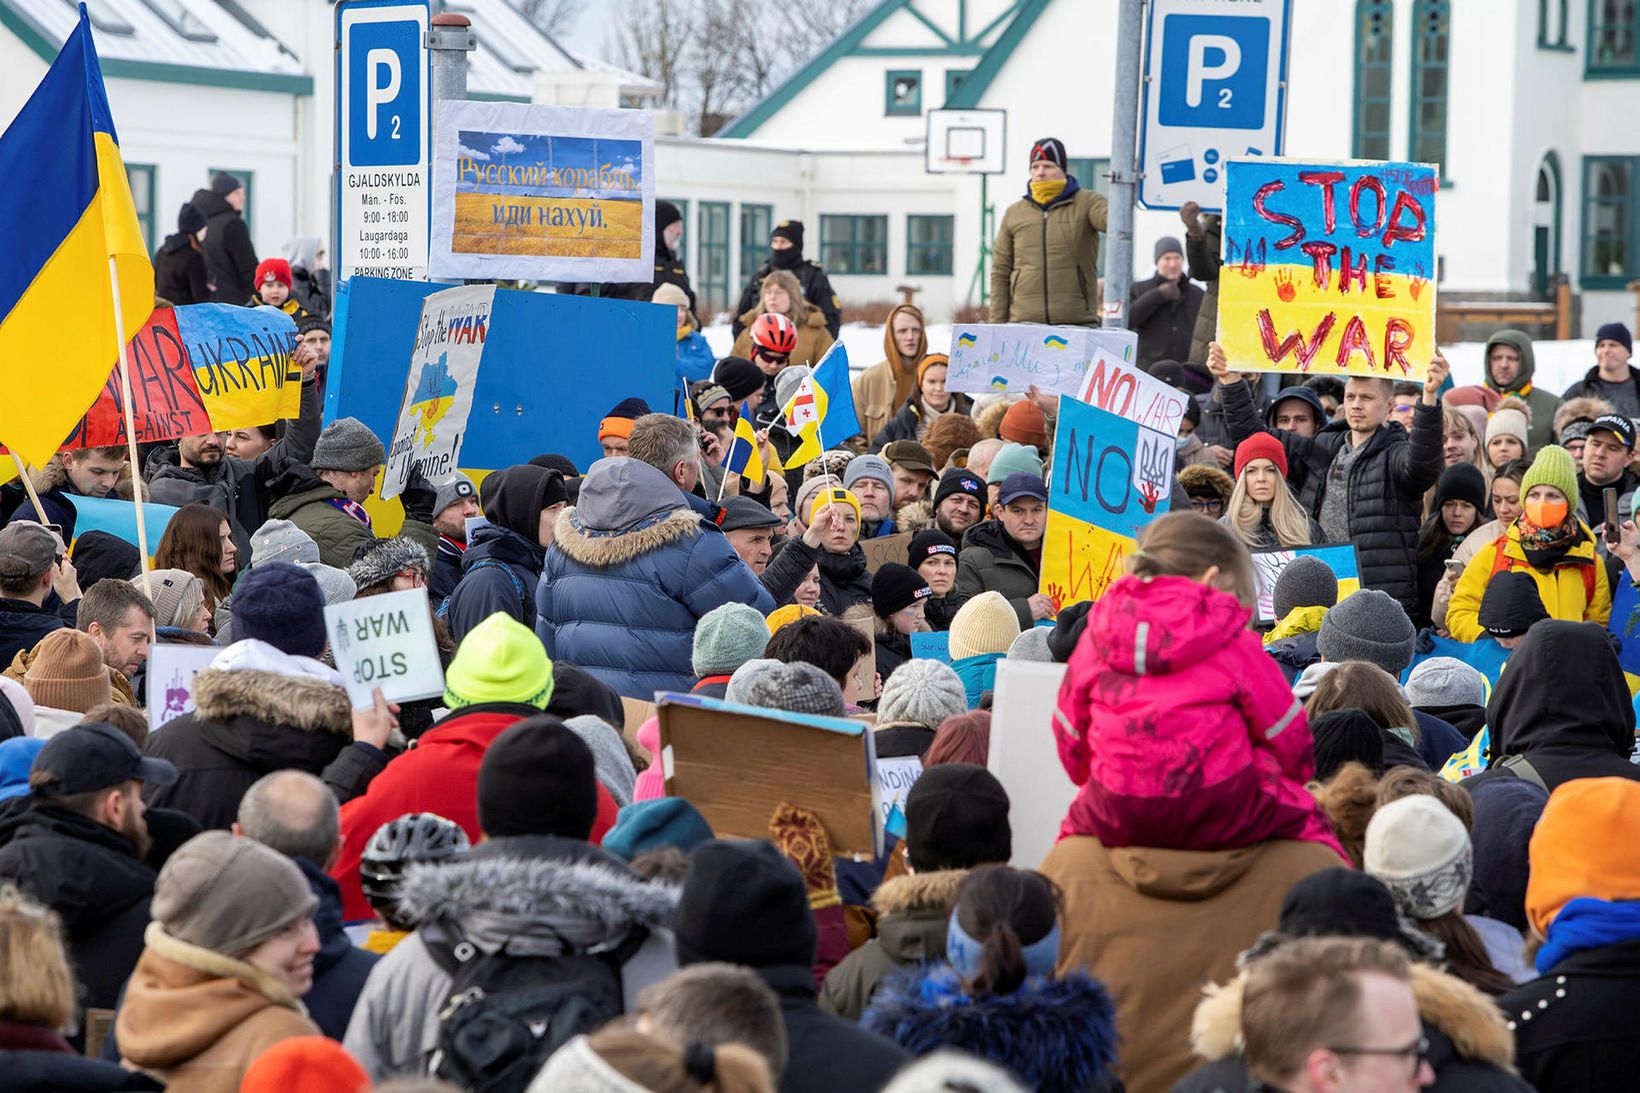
[250,519,318,568]
[298,561,357,606]
[433,473,477,518]
[1363,795,1474,920]
[1007,626,1054,662]
[843,455,895,503]
[563,714,638,807]
[1317,590,1416,674]
[1405,656,1487,710]
[311,417,387,472]
[151,831,318,959]
[133,569,204,630]
[691,602,771,677]
[774,365,812,410]
[877,659,967,728]
[1273,555,1339,619]
[346,536,430,593]
[725,658,780,704]
[739,661,846,717]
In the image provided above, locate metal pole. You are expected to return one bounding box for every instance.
[427,12,475,125]
[1103,0,1144,331]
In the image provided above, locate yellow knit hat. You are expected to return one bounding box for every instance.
[809,487,861,526]
[766,603,822,633]
[948,590,1022,660]
[444,613,554,710]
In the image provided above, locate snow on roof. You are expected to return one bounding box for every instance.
[2,0,303,77]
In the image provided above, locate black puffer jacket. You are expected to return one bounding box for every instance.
[761,536,873,614]
[188,186,257,303]
[153,231,208,305]
[1222,380,1443,614]
[0,802,155,1011]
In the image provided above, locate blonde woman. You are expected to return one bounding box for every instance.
[730,269,834,367]
[1222,434,1323,549]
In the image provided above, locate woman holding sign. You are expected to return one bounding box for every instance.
[1221,434,1324,550]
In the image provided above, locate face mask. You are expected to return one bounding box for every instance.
[769,246,801,270]
[1525,498,1568,528]
[1175,434,1191,451]
[1029,178,1067,204]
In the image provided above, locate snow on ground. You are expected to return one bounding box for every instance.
[706,321,1597,392]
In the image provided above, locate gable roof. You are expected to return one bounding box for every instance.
[445,0,663,102]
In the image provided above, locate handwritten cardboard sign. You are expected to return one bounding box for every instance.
[146,643,221,733]
[860,531,913,574]
[383,285,496,500]
[1075,347,1189,436]
[947,324,1139,398]
[875,755,923,837]
[1251,543,1361,625]
[323,589,445,708]
[909,631,951,663]
[177,304,303,431]
[1218,158,1438,379]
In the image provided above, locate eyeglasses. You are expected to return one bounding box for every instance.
[1189,498,1224,515]
[1328,1035,1429,1076]
[753,348,790,365]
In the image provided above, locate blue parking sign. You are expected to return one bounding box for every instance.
[347,18,421,166]
[1157,15,1269,130]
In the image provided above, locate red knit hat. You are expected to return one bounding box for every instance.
[254,257,293,289]
[240,1037,368,1093]
[1234,432,1288,479]
[999,399,1048,448]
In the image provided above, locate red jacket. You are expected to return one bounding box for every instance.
[331,703,616,920]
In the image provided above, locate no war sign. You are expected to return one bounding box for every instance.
[324,588,444,708]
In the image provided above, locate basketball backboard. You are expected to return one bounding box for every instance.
[926,109,1006,174]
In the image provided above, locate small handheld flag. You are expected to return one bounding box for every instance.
[722,401,764,483]
[779,343,858,466]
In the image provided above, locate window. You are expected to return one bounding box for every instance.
[885,70,921,115]
[906,215,954,275]
[739,203,772,284]
[1409,0,1451,175]
[1589,0,1640,73]
[66,0,132,34]
[1538,0,1571,48]
[944,69,970,103]
[1354,0,1394,159]
[127,164,156,254]
[820,215,888,275]
[1532,153,1563,295]
[1066,157,1110,275]
[139,0,218,42]
[1582,156,1637,288]
[660,197,688,267]
[698,201,730,315]
[209,168,253,237]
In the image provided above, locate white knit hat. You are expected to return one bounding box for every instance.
[1363,795,1473,919]
[877,659,968,728]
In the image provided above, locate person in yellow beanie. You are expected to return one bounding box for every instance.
[947,590,1021,707]
[1501,777,1640,1089]
[759,489,873,614]
[328,613,558,922]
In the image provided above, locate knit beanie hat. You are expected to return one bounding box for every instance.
[1310,708,1386,781]
[725,657,781,704]
[738,661,846,717]
[345,537,429,593]
[772,218,805,250]
[1467,777,1549,932]
[915,353,949,389]
[598,397,651,443]
[904,763,1012,871]
[765,604,821,634]
[908,529,959,571]
[1527,777,1640,937]
[985,442,1045,486]
[1234,432,1288,478]
[211,171,243,196]
[311,417,386,472]
[877,659,967,728]
[136,569,205,630]
[1364,795,1473,920]
[932,468,986,511]
[808,487,861,526]
[23,629,111,713]
[1596,321,1634,355]
[652,281,690,309]
[530,1035,646,1092]
[1316,589,1416,674]
[151,831,318,959]
[1477,570,1549,638]
[433,473,478,519]
[70,531,140,589]
[775,365,813,411]
[1028,137,1067,169]
[691,602,771,677]
[1519,444,1579,505]
[1277,869,1412,947]
[872,563,931,619]
[233,562,328,658]
[999,399,1048,448]
[250,519,319,568]
[713,357,764,402]
[564,715,638,808]
[675,839,817,968]
[477,716,598,840]
[176,202,206,236]
[1154,235,1184,261]
[299,562,357,607]
[1272,556,1339,620]
[843,455,895,503]
[1434,462,1488,515]
[948,591,1021,661]
[255,257,293,290]
[1007,626,1054,661]
[1405,656,1487,709]
[1486,408,1529,448]
[240,1037,368,1093]
[444,612,555,710]
[1046,600,1094,663]
[602,798,715,862]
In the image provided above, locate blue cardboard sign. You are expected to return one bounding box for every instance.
[1049,395,1172,540]
[1610,577,1640,678]
[910,631,951,663]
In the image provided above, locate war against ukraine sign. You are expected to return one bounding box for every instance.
[381,285,495,501]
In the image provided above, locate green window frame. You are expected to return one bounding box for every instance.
[944,68,970,103]
[1539,0,1573,49]
[820,214,889,275]
[209,168,253,237]
[1581,155,1637,289]
[1408,1,1451,176]
[127,163,156,254]
[906,214,954,275]
[885,70,922,115]
[1588,0,1640,74]
[1066,157,1110,276]
[1354,0,1395,160]
[660,197,688,268]
[698,201,730,316]
[740,203,772,284]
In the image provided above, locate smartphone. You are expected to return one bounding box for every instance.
[1443,557,1466,575]
[1605,487,1621,546]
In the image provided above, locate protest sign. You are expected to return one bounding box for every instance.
[71,496,181,548]
[323,589,445,708]
[620,696,657,747]
[876,756,923,838]
[1218,159,1438,379]
[840,606,879,702]
[146,644,221,733]
[1251,544,1362,625]
[64,309,212,447]
[988,660,1075,868]
[1609,577,1640,681]
[430,101,654,283]
[381,285,496,500]
[860,531,912,574]
[1074,347,1189,436]
[657,693,882,858]
[947,324,1139,399]
[174,304,303,430]
[909,631,950,663]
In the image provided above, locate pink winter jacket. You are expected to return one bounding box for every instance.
[1055,574,1345,859]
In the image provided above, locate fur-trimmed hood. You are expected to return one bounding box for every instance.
[398,835,678,956]
[872,869,968,916]
[1190,962,1517,1071]
[552,457,702,568]
[190,667,352,735]
[893,498,935,535]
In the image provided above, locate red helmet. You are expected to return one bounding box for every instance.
[750,312,798,356]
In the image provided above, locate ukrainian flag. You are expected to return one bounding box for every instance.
[0,5,152,466]
[722,401,763,483]
[779,343,859,466]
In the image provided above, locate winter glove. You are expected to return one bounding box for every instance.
[400,463,437,524]
[1179,200,1203,238]
[1157,277,1182,302]
[769,801,840,910]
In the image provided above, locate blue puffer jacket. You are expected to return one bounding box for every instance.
[536,459,774,699]
[952,652,1003,708]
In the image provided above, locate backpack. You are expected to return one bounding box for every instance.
[438,557,534,629]
[422,918,646,1093]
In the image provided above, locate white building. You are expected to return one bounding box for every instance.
[1,0,1636,337]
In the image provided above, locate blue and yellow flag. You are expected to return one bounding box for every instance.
[722,401,763,483]
[0,5,153,465]
[779,342,859,466]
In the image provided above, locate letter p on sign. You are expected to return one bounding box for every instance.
[1158,14,1269,130]
[1186,35,1241,107]
[366,49,402,140]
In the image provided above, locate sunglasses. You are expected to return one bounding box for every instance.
[753,348,790,365]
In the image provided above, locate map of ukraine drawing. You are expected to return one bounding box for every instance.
[410,352,458,447]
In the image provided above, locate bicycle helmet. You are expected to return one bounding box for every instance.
[360,812,470,926]
[750,312,798,356]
